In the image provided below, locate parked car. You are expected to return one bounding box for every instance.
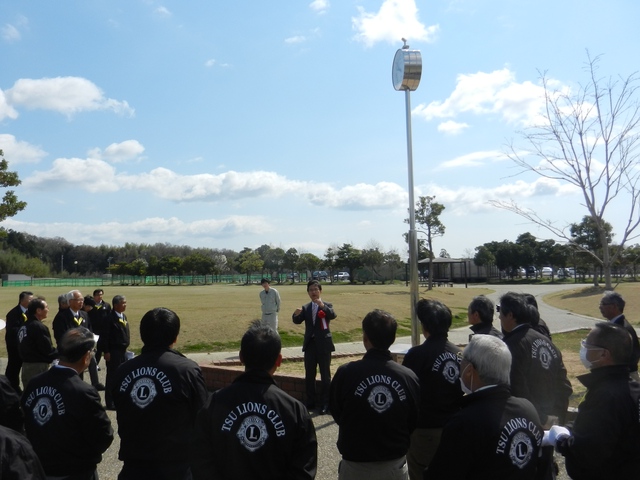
[312,270,328,281]
[334,272,350,281]
[541,267,553,277]
[557,268,575,278]
[286,272,299,281]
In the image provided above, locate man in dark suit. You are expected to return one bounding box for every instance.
[292,280,337,414]
[4,291,33,394]
[102,295,129,410]
[52,290,104,391]
[599,291,640,380]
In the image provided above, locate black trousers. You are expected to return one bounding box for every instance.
[105,349,127,407]
[303,338,332,406]
[4,341,22,393]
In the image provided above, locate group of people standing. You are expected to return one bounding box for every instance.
[1,282,639,479]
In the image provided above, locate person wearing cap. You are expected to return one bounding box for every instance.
[545,322,640,479]
[259,278,281,332]
[21,327,113,480]
[111,307,208,480]
[4,291,33,393]
[425,335,543,479]
[192,321,318,480]
[52,290,104,392]
[18,298,58,388]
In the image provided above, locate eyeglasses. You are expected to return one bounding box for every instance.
[581,339,605,350]
[599,302,612,307]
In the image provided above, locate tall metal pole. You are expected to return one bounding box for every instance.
[392,39,422,347]
[404,90,420,347]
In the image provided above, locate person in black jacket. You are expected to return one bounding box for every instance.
[292,279,337,413]
[21,327,113,480]
[4,291,33,393]
[192,321,317,480]
[103,295,130,410]
[52,290,104,391]
[0,424,46,480]
[499,292,572,480]
[425,334,543,479]
[598,291,640,380]
[112,307,209,480]
[18,298,57,388]
[330,309,420,480]
[89,289,111,365]
[403,299,464,480]
[549,322,640,479]
[467,295,502,341]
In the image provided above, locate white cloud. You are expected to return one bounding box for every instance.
[23,158,408,210]
[309,181,407,210]
[309,0,329,14]
[1,215,272,245]
[154,6,172,17]
[87,140,145,163]
[352,0,439,47]
[437,120,468,135]
[438,150,507,169]
[424,177,579,215]
[25,158,119,193]
[0,90,19,121]
[1,24,20,42]
[204,59,216,67]
[0,134,47,164]
[413,68,545,126]
[5,77,134,117]
[285,35,306,44]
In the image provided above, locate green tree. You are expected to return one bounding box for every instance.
[236,250,264,284]
[361,246,385,281]
[570,216,614,286]
[0,150,26,222]
[336,243,362,284]
[383,250,404,283]
[283,248,299,282]
[405,196,446,290]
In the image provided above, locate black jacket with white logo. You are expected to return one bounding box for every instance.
[21,366,113,476]
[426,384,542,480]
[403,335,464,428]
[503,324,572,424]
[111,347,208,469]
[330,348,420,462]
[192,369,317,480]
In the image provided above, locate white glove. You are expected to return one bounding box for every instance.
[542,425,570,446]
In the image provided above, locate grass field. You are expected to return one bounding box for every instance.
[1,281,637,357]
[0,283,492,356]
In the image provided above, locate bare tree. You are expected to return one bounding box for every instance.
[491,53,640,290]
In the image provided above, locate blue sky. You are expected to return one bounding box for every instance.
[0,0,638,260]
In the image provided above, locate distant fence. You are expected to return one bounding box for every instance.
[1,273,310,288]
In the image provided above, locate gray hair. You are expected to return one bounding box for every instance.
[464,335,511,385]
[602,291,625,312]
[112,295,126,307]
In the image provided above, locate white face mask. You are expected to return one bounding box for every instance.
[580,344,603,370]
[459,363,473,395]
